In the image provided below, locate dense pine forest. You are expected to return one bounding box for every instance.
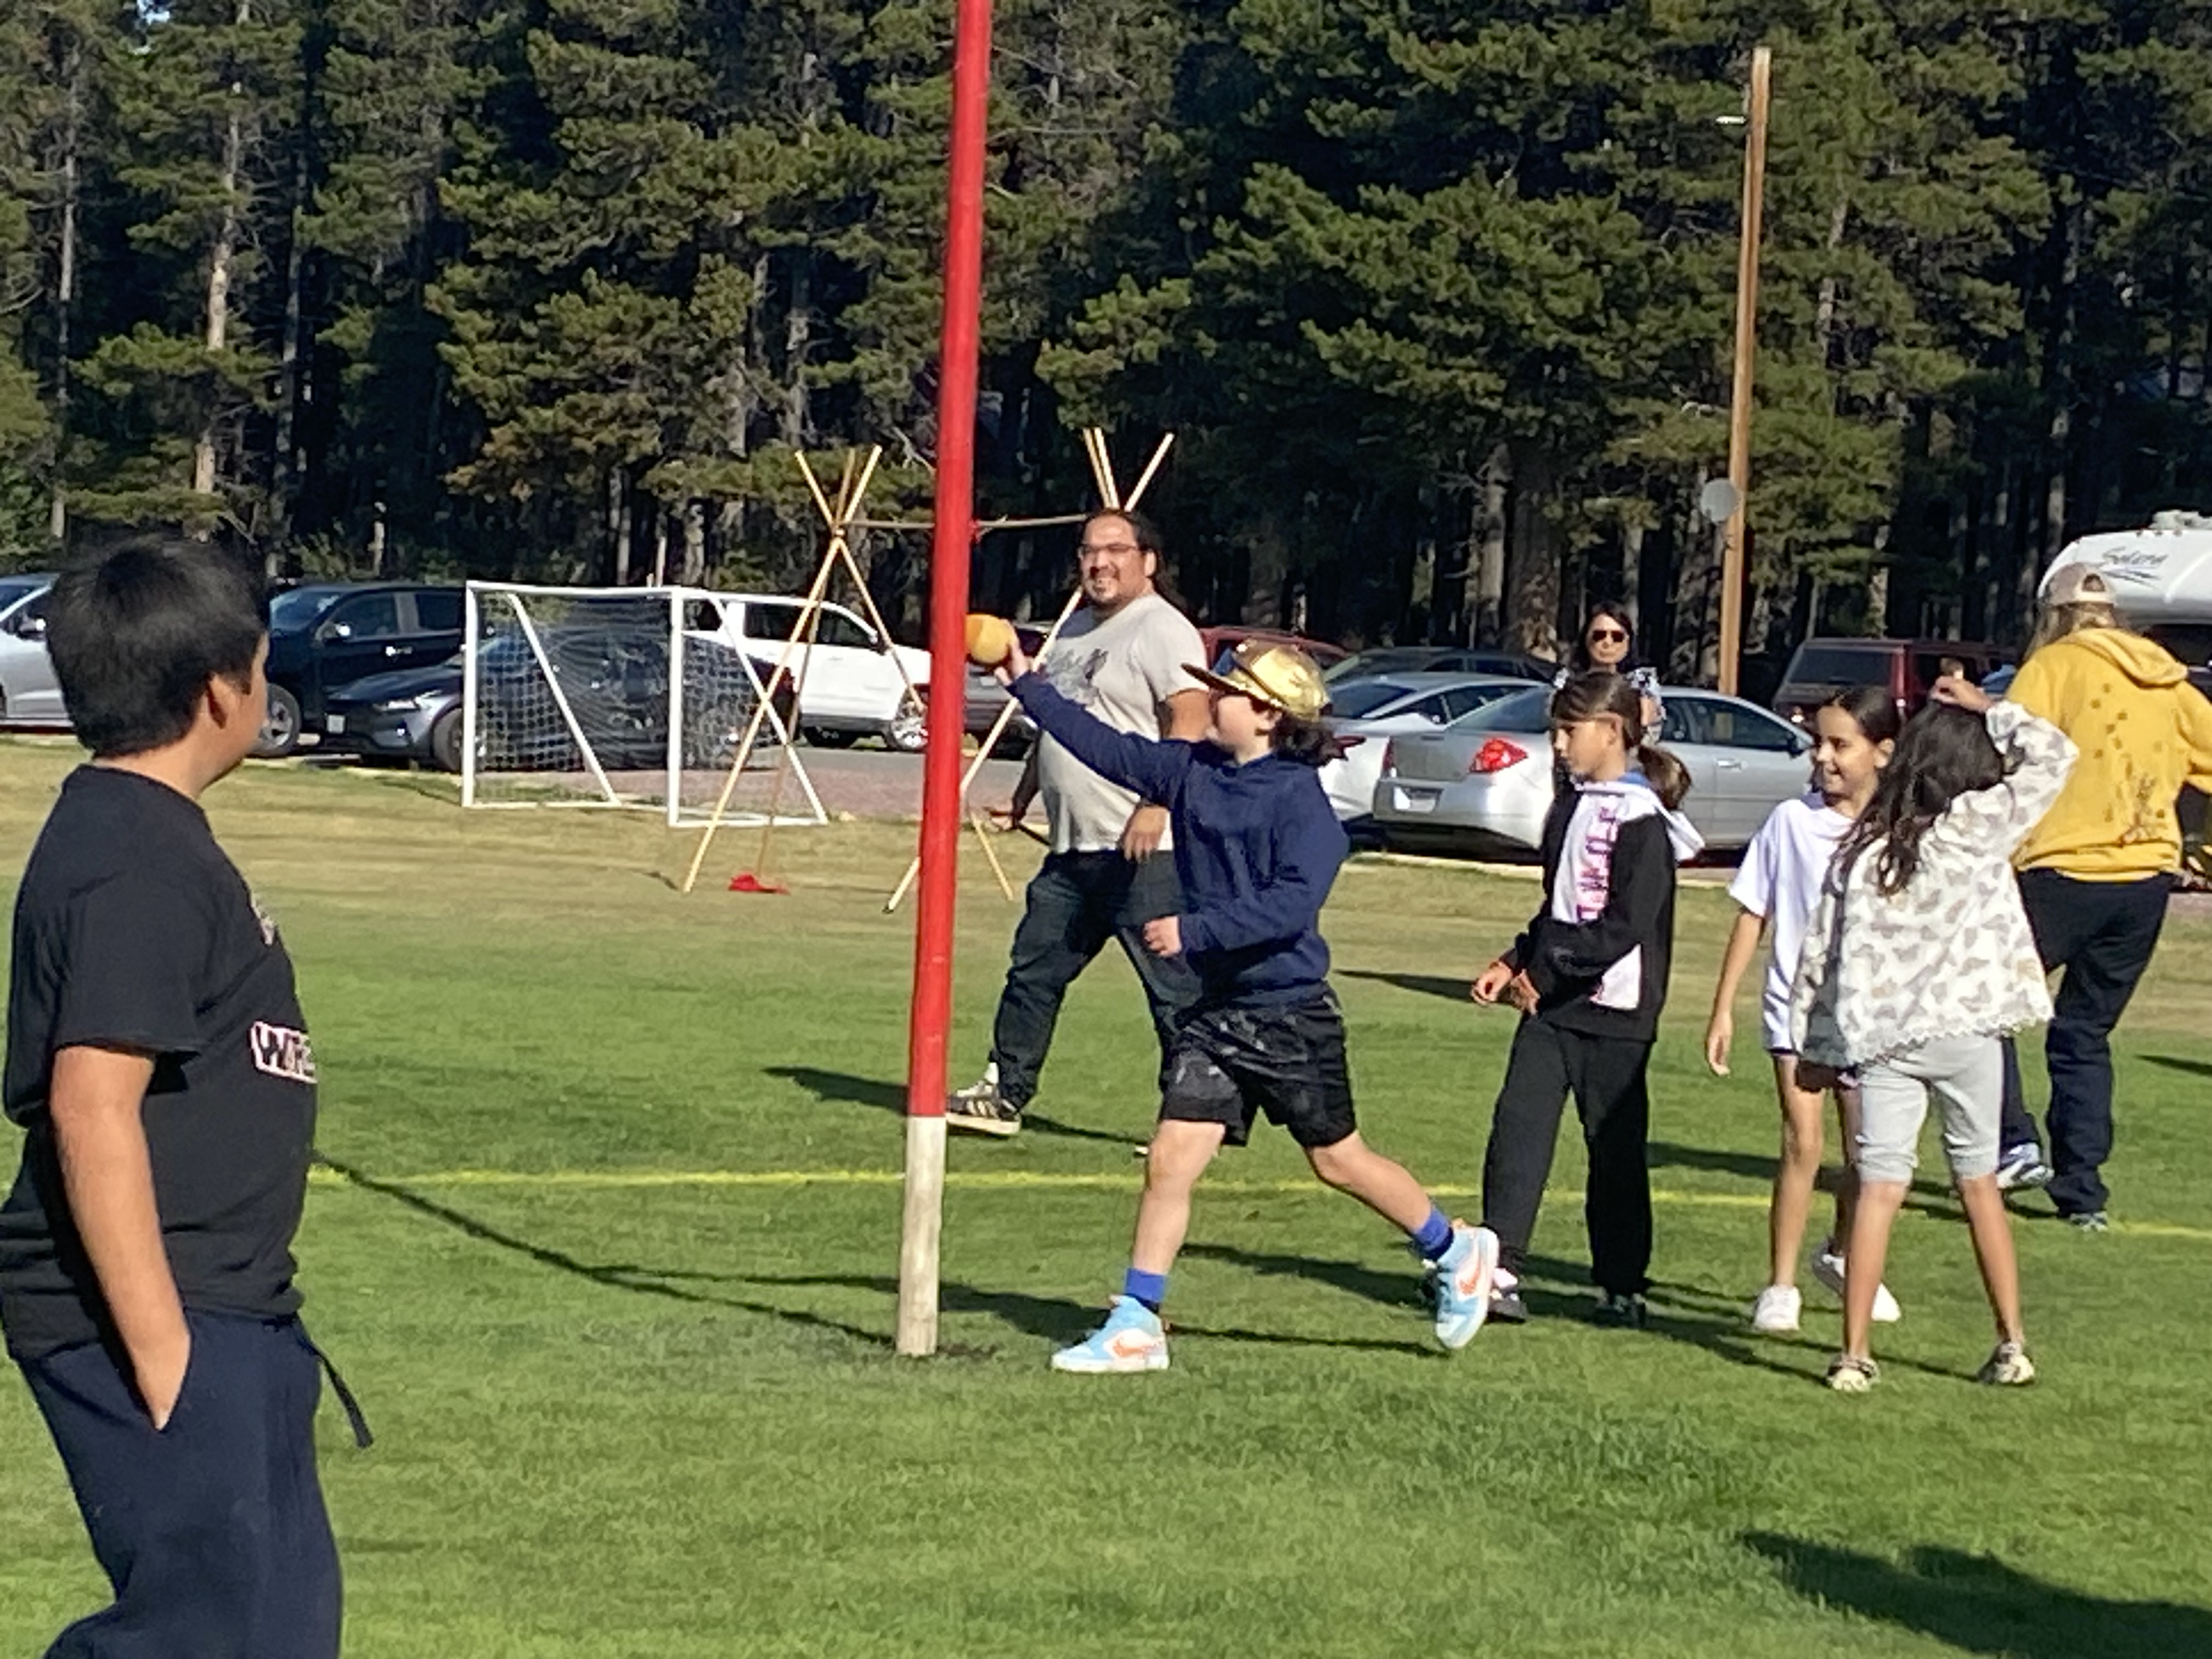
[4,1,2210,676]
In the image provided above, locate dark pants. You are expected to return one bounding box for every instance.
[20,1312,340,1659]
[1480,1020,1654,1295]
[990,850,1200,1108]
[1999,868,2170,1216]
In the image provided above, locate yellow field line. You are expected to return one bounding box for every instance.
[308,1165,2212,1242]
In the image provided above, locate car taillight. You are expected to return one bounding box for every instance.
[1469,737,1528,775]
[1380,739,1396,772]
[1336,734,1364,750]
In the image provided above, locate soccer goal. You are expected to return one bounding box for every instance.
[460,583,824,829]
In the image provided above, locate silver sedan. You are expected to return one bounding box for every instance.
[1371,684,1814,855]
[1319,672,1527,822]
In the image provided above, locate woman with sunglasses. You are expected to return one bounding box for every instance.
[1554,605,1663,730]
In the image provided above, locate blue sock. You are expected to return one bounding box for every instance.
[1411,1206,1455,1262]
[1122,1267,1169,1313]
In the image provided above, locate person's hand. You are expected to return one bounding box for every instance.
[991,637,1033,686]
[1796,1061,1841,1093]
[986,802,1027,833]
[1505,972,1541,1015]
[1120,804,1169,862]
[137,1328,191,1430]
[1930,673,1992,714]
[1142,916,1184,957]
[1471,961,1515,1005]
[1705,1010,1733,1077]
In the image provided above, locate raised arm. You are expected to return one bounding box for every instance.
[1936,693,2077,850]
[1011,673,1195,808]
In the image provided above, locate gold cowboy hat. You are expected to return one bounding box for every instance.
[1184,638,1330,721]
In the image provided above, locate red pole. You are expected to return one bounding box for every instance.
[898,0,992,1357]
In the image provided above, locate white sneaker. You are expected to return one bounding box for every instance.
[1751,1284,1802,1333]
[1812,1246,1902,1323]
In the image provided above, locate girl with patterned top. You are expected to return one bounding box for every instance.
[1790,676,2076,1393]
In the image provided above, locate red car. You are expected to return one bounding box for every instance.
[1199,625,1349,674]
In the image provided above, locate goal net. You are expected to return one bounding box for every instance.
[461,583,824,828]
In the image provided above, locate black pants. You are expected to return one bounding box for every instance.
[1480,1020,1654,1295]
[990,850,1200,1108]
[1999,868,2170,1216]
[20,1312,340,1659]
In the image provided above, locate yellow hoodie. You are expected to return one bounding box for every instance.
[2006,628,2212,879]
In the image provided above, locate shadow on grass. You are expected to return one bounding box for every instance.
[1743,1534,2212,1657]
[1336,968,1475,1003]
[316,1157,892,1351]
[762,1065,1146,1147]
[2143,1053,2212,1081]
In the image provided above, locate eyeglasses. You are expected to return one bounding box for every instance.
[1588,628,1629,644]
[1080,541,1142,558]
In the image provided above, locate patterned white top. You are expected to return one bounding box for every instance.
[1790,702,2077,1068]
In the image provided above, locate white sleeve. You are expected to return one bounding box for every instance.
[1927,702,2077,855]
[1135,607,1207,715]
[1728,807,1782,918]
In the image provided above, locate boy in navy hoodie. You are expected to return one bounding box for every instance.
[1003,637,1501,1372]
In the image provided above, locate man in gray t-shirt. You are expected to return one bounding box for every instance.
[947,511,1208,1136]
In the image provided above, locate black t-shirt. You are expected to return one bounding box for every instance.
[1,767,318,1361]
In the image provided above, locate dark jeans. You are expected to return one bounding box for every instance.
[1999,868,2170,1216]
[1480,1020,1654,1295]
[990,850,1200,1108]
[20,1311,341,1659]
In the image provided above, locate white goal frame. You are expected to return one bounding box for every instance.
[459,582,826,830]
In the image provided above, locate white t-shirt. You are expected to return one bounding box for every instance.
[1035,592,1207,853]
[1728,792,1851,1053]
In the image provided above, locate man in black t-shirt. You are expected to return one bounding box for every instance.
[1,538,345,1658]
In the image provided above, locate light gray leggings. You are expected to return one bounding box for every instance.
[1853,1035,2004,1186]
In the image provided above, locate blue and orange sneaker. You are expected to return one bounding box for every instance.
[1432,1223,1500,1350]
[1050,1296,1169,1374]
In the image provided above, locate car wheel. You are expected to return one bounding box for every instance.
[256,686,302,758]
[885,702,928,753]
[803,727,859,749]
[428,708,464,774]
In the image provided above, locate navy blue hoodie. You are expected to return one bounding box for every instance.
[1011,674,1347,1007]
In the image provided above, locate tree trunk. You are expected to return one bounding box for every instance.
[1504,443,1561,657]
[48,40,83,545]
[194,0,253,506]
[608,470,632,584]
[269,148,312,567]
[681,500,707,584]
[1243,511,1289,627]
[1620,521,1643,630]
[780,255,812,451]
[1473,443,1509,644]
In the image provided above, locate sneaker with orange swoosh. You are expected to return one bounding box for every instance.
[1432,1223,1500,1350]
[1051,1295,1170,1374]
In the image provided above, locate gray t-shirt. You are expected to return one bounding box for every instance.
[1036,591,1207,853]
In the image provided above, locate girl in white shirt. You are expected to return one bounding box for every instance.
[1706,687,1900,1335]
[1790,676,2075,1392]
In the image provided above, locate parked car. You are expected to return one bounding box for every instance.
[324,622,776,774]
[681,592,934,751]
[1773,636,2010,726]
[1325,646,1554,685]
[1316,674,1527,822]
[258,582,465,756]
[1199,625,1348,674]
[0,574,64,729]
[1372,684,1813,856]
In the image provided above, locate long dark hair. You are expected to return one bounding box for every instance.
[1823,684,1903,744]
[1568,603,1640,675]
[1837,703,2002,895]
[1550,670,1690,809]
[1268,709,1342,768]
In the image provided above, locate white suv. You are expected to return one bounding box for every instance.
[0,575,65,729]
[682,592,934,751]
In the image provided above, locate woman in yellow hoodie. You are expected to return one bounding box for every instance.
[1996,564,2212,1227]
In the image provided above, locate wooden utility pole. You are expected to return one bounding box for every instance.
[1718,44,1771,697]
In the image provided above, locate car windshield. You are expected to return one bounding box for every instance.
[269,588,346,632]
[1786,645,1891,684]
[1330,680,1423,718]
[0,578,44,614]
[1449,687,1554,735]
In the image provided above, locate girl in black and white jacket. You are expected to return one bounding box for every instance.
[1471,672,1703,1329]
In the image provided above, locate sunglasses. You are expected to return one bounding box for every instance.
[1588,628,1629,644]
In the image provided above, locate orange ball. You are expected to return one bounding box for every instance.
[964,613,1016,668]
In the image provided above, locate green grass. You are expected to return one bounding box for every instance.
[3,735,2210,1658]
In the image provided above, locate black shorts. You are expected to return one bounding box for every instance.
[1160,994,1357,1149]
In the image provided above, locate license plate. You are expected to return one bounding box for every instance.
[1391,787,1439,814]
[325,715,345,734]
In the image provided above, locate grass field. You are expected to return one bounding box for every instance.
[2,736,2209,1658]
